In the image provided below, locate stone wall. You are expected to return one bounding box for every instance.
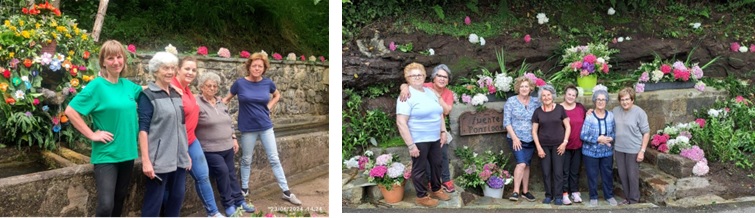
[123,55,330,127]
[0,131,328,217]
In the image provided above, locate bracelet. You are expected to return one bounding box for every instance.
[441,130,447,133]
[407,143,416,149]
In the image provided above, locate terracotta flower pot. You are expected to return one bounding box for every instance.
[378,183,405,203]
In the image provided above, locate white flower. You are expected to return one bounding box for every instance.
[576,87,584,97]
[471,93,489,106]
[480,37,486,46]
[428,48,435,56]
[625,36,631,41]
[607,7,616,15]
[618,37,624,42]
[740,46,749,53]
[287,53,297,61]
[387,162,406,178]
[536,13,549,24]
[739,79,749,86]
[364,150,373,157]
[165,44,178,55]
[707,108,721,118]
[692,160,709,176]
[469,34,480,44]
[309,55,317,61]
[494,73,513,92]
[344,157,359,169]
[596,57,605,64]
[260,50,268,57]
[21,76,29,82]
[676,135,690,145]
[651,70,664,83]
[663,126,679,136]
[690,22,701,29]
[473,152,478,158]
[14,90,25,100]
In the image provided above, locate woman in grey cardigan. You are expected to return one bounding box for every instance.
[611,87,650,205]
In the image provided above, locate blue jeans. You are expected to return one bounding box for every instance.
[240,128,290,191]
[187,140,220,216]
[584,155,614,200]
[142,168,186,217]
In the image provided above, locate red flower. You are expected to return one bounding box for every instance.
[695,118,706,128]
[83,51,91,59]
[319,56,326,62]
[23,59,33,68]
[673,69,690,81]
[300,55,305,61]
[601,63,609,73]
[22,8,29,14]
[53,8,61,16]
[272,53,282,60]
[5,98,15,105]
[33,98,40,105]
[197,46,208,55]
[240,51,251,58]
[127,44,136,54]
[660,64,672,74]
[2,69,10,79]
[487,85,496,94]
[524,34,531,43]
[535,78,546,87]
[658,143,669,153]
[70,67,78,77]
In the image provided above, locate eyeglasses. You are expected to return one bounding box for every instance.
[435,75,449,79]
[620,98,632,102]
[595,98,607,102]
[160,65,177,71]
[406,74,424,79]
[203,84,218,88]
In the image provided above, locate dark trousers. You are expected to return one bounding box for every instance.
[93,160,134,217]
[429,143,451,184]
[584,155,614,200]
[206,148,245,209]
[142,168,187,217]
[541,145,565,199]
[562,149,582,194]
[616,151,641,203]
[411,140,442,198]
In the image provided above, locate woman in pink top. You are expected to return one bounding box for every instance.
[559,85,586,205]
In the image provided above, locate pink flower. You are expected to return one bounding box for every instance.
[695,82,706,92]
[265,213,275,217]
[389,42,396,51]
[660,64,672,74]
[695,118,706,128]
[487,85,496,94]
[639,72,650,82]
[751,44,755,53]
[725,107,730,112]
[583,54,597,64]
[570,61,582,70]
[478,169,492,181]
[635,83,645,93]
[691,65,703,79]
[524,73,538,82]
[735,95,745,103]
[601,63,609,73]
[524,34,531,43]
[580,69,590,77]
[127,44,136,53]
[403,166,411,180]
[464,16,471,25]
[369,165,388,178]
[673,69,690,81]
[272,53,283,60]
[240,51,251,58]
[651,133,670,147]
[461,94,472,104]
[217,47,231,58]
[319,56,326,62]
[197,46,208,55]
[33,98,39,105]
[658,143,669,153]
[612,38,618,44]
[693,160,709,176]
[535,78,546,87]
[731,42,741,52]
[300,55,306,61]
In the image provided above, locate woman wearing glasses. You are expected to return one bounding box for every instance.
[396,62,449,207]
[580,86,618,206]
[612,87,650,205]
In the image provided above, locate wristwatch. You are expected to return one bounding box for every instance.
[640,148,646,153]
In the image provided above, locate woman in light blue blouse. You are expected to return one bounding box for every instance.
[579,88,618,207]
[503,76,541,202]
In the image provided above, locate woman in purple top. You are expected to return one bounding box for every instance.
[222,52,301,205]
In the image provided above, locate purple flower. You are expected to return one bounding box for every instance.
[369,165,388,178]
[358,156,369,170]
[582,62,595,73]
[461,94,472,104]
[389,42,396,51]
[487,176,504,189]
[464,166,476,175]
[25,111,32,117]
[679,131,692,140]
[680,146,705,162]
[691,65,703,79]
[10,58,20,68]
[672,61,687,71]
[695,81,706,92]
[639,72,650,82]
[635,83,645,93]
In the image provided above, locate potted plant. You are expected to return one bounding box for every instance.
[454,146,512,197]
[364,153,410,203]
[553,43,618,94]
[479,163,513,198]
[633,49,718,93]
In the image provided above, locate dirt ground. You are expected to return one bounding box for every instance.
[237,174,329,217]
[707,161,755,199]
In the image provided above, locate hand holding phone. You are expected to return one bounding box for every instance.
[153,175,163,185]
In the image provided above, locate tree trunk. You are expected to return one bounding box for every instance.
[91,0,109,42]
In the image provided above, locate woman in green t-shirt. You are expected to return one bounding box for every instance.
[65,40,143,217]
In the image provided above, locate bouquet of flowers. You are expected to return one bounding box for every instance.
[650,122,700,154]
[633,50,718,93]
[453,146,512,190]
[364,153,410,191]
[557,43,618,78]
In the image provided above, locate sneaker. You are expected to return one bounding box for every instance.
[618,200,630,205]
[430,190,451,201]
[238,202,256,213]
[224,205,237,217]
[415,196,439,207]
[589,199,598,207]
[607,198,618,206]
[571,192,583,203]
[542,197,552,204]
[210,212,226,217]
[562,194,572,205]
[241,188,249,197]
[442,181,456,193]
[554,198,563,205]
[523,192,537,202]
[508,192,520,201]
[282,193,302,205]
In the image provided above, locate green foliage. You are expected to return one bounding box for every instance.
[60,0,327,55]
[454,146,510,190]
[432,5,445,20]
[359,83,395,99]
[0,104,54,150]
[397,42,413,53]
[342,89,399,159]
[466,0,480,15]
[691,96,755,169]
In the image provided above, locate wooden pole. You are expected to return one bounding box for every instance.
[91,0,109,42]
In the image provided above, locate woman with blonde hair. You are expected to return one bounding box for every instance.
[504,76,541,202]
[223,52,301,205]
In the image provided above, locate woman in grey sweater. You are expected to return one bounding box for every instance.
[611,87,650,205]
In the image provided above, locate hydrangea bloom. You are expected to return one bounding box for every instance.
[635,83,645,93]
[375,154,392,166]
[692,159,709,176]
[524,34,531,43]
[478,169,492,181]
[461,94,472,104]
[731,42,741,52]
[369,165,388,178]
[536,13,549,24]
[389,42,396,51]
[358,156,369,170]
[217,47,231,58]
[403,166,412,179]
[165,44,178,55]
[695,81,706,92]
[660,64,672,74]
[464,16,471,25]
[240,51,251,58]
[695,118,706,128]
[672,61,687,71]
[471,93,488,106]
[468,34,480,44]
[344,157,359,169]
[465,166,476,175]
[487,176,504,189]
[196,46,208,55]
[494,73,513,92]
[386,162,405,178]
[607,7,616,15]
[680,146,705,162]
[639,72,650,82]
[691,65,703,79]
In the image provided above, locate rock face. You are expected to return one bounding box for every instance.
[125,55,330,127]
[343,35,755,89]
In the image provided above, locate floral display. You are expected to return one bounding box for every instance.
[650,122,700,154]
[363,152,409,191]
[240,50,251,58]
[217,47,231,58]
[632,53,715,93]
[454,146,512,190]
[196,46,208,55]
[557,43,618,78]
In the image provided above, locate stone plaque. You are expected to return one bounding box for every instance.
[458,109,505,136]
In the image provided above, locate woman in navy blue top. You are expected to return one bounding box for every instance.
[222,52,301,205]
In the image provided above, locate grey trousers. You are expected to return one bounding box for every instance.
[615,151,641,203]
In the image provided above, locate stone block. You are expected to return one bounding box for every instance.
[657,152,696,178]
[342,186,365,205]
[366,185,383,201]
[674,177,711,199]
[644,149,660,166]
